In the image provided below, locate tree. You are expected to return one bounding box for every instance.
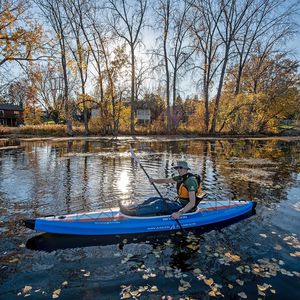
[190,0,223,133]
[35,0,73,135]
[107,0,148,133]
[219,53,300,133]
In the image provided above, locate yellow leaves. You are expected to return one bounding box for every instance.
[289,251,300,257]
[203,278,214,286]
[120,284,158,298]
[178,279,191,292]
[257,283,270,292]
[224,252,241,262]
[22,285,32,294]
[52,288,61,299]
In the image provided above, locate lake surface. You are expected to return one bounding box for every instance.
[0,137,300,299]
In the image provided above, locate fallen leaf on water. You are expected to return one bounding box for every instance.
[150,286,158,292]
[238,291,247,298]
[257,283,270,292]
[193,268,201,275]
[274,244,282,251]
[52,289,61,299]
[9,258,19,263]
[204,278,214,286]
[228,284,233,289]
[62,281,68,287]
[236,279,244,286]
[225,252,241,262]
[289,251,300,257]
[130,290,140,297]
[22,286,32,294]
[138,286,148,292]
[259,234,267,238]
[83,272,90,277]
[178,286,187,292]
[121,292,131,299]
[208,290,217,297]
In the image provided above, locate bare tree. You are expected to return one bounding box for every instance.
[35,0,73,135]
[153,0,194,132]
[106,0,148,133]
[232,0,298,95]
[62,0,91,135]
[153,0,172,132]
[209,0,259,133]
[190,0,223,132]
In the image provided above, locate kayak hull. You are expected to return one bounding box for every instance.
[24,200,256,235]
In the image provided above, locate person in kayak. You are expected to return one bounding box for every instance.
[149,161,206,219]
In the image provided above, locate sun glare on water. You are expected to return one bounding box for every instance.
[117,170,129,194]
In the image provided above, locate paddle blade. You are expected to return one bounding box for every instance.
[130,146,140,164]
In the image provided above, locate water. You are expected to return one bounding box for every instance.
[0,137,300,299]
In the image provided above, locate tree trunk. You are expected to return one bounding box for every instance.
[130,44,135,134]
[210,48,229,134]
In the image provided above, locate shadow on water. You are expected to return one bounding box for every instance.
[26,211,255,252]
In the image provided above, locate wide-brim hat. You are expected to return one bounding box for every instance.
[174,161,190,170]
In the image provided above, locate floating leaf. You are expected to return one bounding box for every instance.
[204,278,214,286]
[290,251,300,257]
[274,244,282,251]
[259,234,267,238]
[228,284,233,289]
[83,271,90,277]
[22,286,32,294]
[225,252,241,262]
[121,292,131,299]
[238,292,247,298]
[186,243,199,251]
[62,281,68,287]
[178,286,187,292]
[208,290,217,297]
[193,268,201,275]
[52,289,61,299]
[236,279,244,286]
[257,283,270,292]
[150,286,158,292]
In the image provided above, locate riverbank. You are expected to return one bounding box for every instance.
[1,134,300,150]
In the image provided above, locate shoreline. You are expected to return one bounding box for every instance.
[1,134,300,144]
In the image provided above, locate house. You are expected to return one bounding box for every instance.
[0,104,24,126]
[136,109,151,124]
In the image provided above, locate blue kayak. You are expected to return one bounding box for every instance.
[24,200,256,236]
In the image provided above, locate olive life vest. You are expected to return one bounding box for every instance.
[176,173,202,201]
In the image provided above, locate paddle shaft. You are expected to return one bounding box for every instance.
[130,148,185,232]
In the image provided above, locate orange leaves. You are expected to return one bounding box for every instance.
[0,1,43,65]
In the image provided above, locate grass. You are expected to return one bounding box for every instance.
[0,124,85,136]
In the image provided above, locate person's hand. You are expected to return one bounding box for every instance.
[171,211,182,219]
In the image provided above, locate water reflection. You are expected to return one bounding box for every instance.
[1,138,300,299]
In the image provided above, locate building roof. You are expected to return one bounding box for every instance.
[0,104,23,111]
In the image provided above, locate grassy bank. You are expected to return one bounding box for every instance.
[0,124,299,138]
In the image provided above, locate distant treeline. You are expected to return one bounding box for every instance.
[0,0,299,135]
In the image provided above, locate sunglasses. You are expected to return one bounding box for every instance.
[175,166,184,170]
